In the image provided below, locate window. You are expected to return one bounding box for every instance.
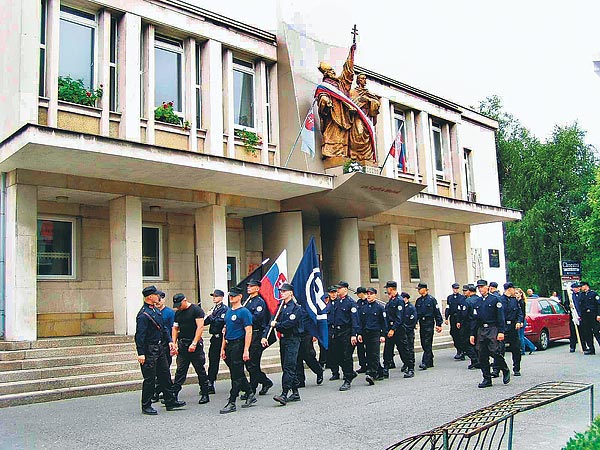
[59,6,96,89]
[37,218,76,279]
[551,300,566,315]
[408,243,420,280]
[431,122,443,175]
[233,58,255,128]
[488,249,500,268]
[368,240,378,281]
[109,16,118,112]
[142,225,162,280]
[464,148,476,201]
[538,300,553,315]
[265,66,272,142]
[39,0,47,96]
[195,42,202,127]
[393,110,407,172]
[155,36,183,112]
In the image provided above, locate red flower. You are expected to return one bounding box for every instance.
[169,101,174,107]
[86,92,91,97]
[99,84,104,88]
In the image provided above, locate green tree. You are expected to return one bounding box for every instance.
[579,167,600,287]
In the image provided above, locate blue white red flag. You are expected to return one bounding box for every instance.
[389,123,407,173]
[259,250,288,316]
[314,82,377,162]
[300,109,316,157]
[291,237,329,349]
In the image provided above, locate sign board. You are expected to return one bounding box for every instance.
[561,260,581,277]
[561,275,581,281]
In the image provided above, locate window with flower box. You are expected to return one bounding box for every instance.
[59,6,96,90]
[233,58,255,128]
[154,35,183,113]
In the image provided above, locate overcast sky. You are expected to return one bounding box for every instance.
[192,0,600,150]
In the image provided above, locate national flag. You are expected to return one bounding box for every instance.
[300,109,315,157]
[389,124,407,173]
[259,250,288,316]
[290,237,329,349]
[235,258,269,305]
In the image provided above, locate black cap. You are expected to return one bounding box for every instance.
[159,291,166,299]
[247,279,261,287]
[468,284,477,292]
[476,279,487,287]
[327,286,338,293]
[489,282,498,288]
[451,283,460,289]
[503,282,514,290]
[462,284,469,291]
[400,292,410,299]
[580,281,590,287]
[229,286,244,296]
[571,282,580,289]
[384,281,397,289]
[210,289,225,297]
[366,287,377,294]
[337,281,349,288]
[142,285,164,298]
[356,286,367,294]
[417,282,428,289]
[279,283,293,292]
[172,293,186,307]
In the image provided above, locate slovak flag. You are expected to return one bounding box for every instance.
[389,125,407,173]
[259,250,288,316]
[300,109,315,157]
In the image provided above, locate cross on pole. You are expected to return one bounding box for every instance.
[351,24,358,45]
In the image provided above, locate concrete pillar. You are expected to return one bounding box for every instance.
[223,49,235,158]
[142,24,155,144]
[256,60,269,165]
[195,205,227,311]
[118,13,141,141]
[416,111,435,193]
[98,10,111,136]
[201,40,223,156]
[109,196,143,335]
[451,123,466,200]
[268,63,280,165]
[262,212,304,276]
[415,229,442,299]
[46,0,60,128]
[184,38,197,152]
[5,184,38,341]
[374,224,401,294]
[321,218,361,289]
[450,232,474,285]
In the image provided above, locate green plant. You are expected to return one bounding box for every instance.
[154,102,183,126]
[343,159,365,174]
[57,76,103,107]
[563,416,600,449]
[234,128,262,154]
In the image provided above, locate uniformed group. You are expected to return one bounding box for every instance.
[570,281,600,354]
[134,277,596,415]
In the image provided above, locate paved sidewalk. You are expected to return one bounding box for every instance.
[0,343,597,450]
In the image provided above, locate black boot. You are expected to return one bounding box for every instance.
[478,378,492,388]
[329,372,340,381]
[288,389,301,402]
[198,394,210,404]
[259,379,274,395]
[490,369,500,378]
[219,402,236,414]
[207,382,216,395]
[502,369,511,385]
[273,391,289,405]
[142,405,158,415]
[242,391,257,408]
[404,369,415,378]
[165,400,186,411]
[339,380,351,391]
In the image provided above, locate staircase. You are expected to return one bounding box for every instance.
[0,331,453,407]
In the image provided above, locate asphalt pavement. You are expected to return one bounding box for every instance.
[0,342,598,450]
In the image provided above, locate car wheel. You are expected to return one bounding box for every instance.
[538,329,549,351]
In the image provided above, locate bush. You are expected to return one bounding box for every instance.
[155,102,183,126]
[57,76,103,107]
[234,128,262,154]
[563,416,600,449]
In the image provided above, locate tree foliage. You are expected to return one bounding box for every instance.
[479,95,597,295]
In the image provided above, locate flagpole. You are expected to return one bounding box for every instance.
[265,298,285,343]
[379,122,404,174]
[283,99,317,168]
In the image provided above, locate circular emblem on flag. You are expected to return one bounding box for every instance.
[496,302,502,308]
[231,315,237,321]
[290,314,296,320]
[351,307,357,313]
[257,306,263,312]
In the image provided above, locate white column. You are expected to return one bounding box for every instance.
[46,0,60,128]
[201,39,223,156]
[415,229,443,299]
[451,123,466,200]
[109,196,143,335]
[374,224,401,294]
[262,212,304,274]
[405,110,419,182]
[256,60,269,165]
[118,13,141,141]
[184,38,197,152]
[321,218,361,289]
[442,123,454,197]
[223,49,235,158]
[268,63,280,165]
[416,111,435,192]
[450,232,474,285]
[5,183,38,341]
[98,10,111,136]
[143,24,155,144]
[379,98,394,177]
[195,205,228,311]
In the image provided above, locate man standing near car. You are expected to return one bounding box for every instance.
[498,283,523,376]
[579,281,600,355]
[569,282,587,352]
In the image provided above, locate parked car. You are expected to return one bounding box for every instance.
[524,297,572,350]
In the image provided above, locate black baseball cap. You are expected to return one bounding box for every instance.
[476,280,488,287]
[172,293,186,307]
[417,282,428,289]
[384,281,397,289]
[571,282,580,289]
[356,286,367,294]
[400,292,410,299]
[489,282,498,288]
[503,282,514,290]
[247,279,261,287]
[142,285,164,298]
[451,283,460,289]
[210,289,225,297]
[337,281,349,288]
[327,286,338,293]
[229,286,244,297]
[580,281,590,287]
[468,284,477,292]
[462,284,469,291]
[279,283,294,292]
[366,287,377,294]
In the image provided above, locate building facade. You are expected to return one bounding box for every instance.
[0,0,519,341]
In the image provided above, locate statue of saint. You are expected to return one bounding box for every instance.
[349,74,380,162]
[316,44,356,159]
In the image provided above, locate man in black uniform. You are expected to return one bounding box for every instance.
[470,280,510,388]
[204,289,228,394]
[358,287,388,385]
[579,281,600,355]
[243,279,273,396]
[295,302,324,388]
[354,286,369,373]
[135,286,185,415]
[415,282,443,370]
[400,292,417,378]
[382,281,409,377]
[495,283,523,376]
[464,284,480,370]
[171,293,211,404]
[489,282,500,297]
[569,282,586,352]
[445,282,467,360]
[319,286,336,371]
[328,281,360,391]
[266,284,303,405]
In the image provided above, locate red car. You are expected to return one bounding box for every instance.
[524,297,572,350]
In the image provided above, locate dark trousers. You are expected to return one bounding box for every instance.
[449,316,463,354]
[503,326,522,372]
[207,335,223,383]
[329,327,355,382]
[569,319,587,351]
[419,317,435,367]
[318,341,327,367]
[363,330,382,377]
[355,339,367,369]
[296,333,323,384]
[280,335,301,391]
[141,343,175,408]
[244,331,271,392]
[463,322,478,364]
[224,339,252,403]
[405,327,416,370]
[173,339,209,395]
[154,343,173,397]
[477,326,508,380]
[383,327,410,370]
[581,314,600,352]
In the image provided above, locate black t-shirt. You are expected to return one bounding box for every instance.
[174,304,205,340]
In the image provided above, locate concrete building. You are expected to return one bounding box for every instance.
[0,0,519,341]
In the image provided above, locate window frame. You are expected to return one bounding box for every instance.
[408,242,420,281]
[464,148,476,199]
[154,35,184,114]
[59,5,98,89]
[368,240,379,282]
[393,109,408,174]
[195,42,202,128]
[232,57,256,130]
[431,121,444,177]
[142,224,164,281]
[37,216,78,281]
[109,15,119,112]
[39,0,48,97]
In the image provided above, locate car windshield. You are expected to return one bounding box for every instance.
[526,301,532,313]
